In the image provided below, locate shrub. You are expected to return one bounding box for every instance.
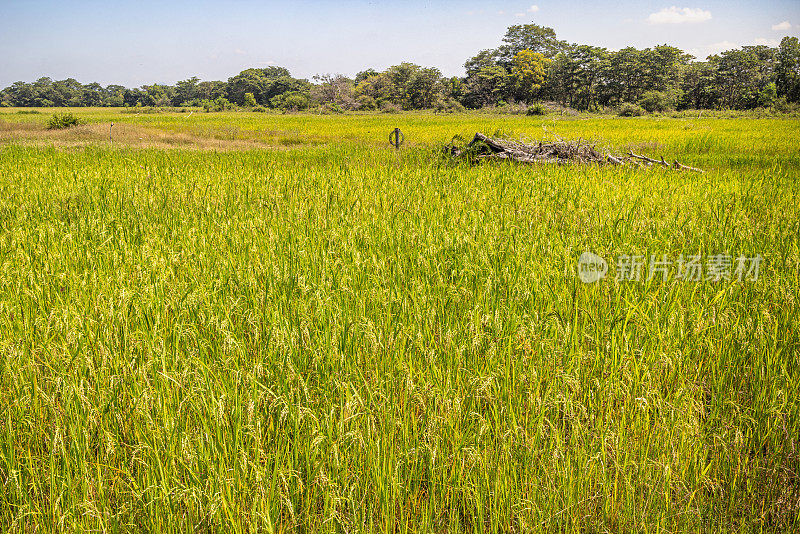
[618,103,646,117]
[772,97,800,114]
[243,92,258,108]
[252,105,267,113]
[435,98,465,113]
[317,103,344,114]
[758,83,778,107]
[379,101,401,114]
[271,92,311,111]
[638,91,673,113]
[47,113,83,129]
[526,103,547,116]
[356,95,377,111]
[200,97,234,112]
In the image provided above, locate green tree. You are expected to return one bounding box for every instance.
[354,69,378,84]
[197,81,228,101]
[141,84,175,107]
[311,74,355,109]
[173,77,200,106]
[497,24,564,66]
[776,36,800,103]
[243,92,258,108]
[713,46,777,109]
[510,50,550,103]
[226,69,271,105]
[546,45,609,109]
[81,82,104,106]
[462,65,508,108]
[758,82,778,107]
[406,67,444,109]
[105,85,126,107]
[464,50,499,75]
[679,62,719,109]
[605,48,647,104]
[270,91,311,111]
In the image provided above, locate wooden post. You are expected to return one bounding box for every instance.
[389,128,404,149]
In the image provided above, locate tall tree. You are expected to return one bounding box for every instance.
[173,77,200,105]
[311,74,356,109]
[679,62,719,109]
[607,48,650,104]
[497,24,564,66]
[464,50,499,75]
[462,66,508,108]
[713,46,776,109]
[510,50,550,103]
[406,67,444,109]
[776,36,800,103]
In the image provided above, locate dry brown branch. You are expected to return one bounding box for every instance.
[446,133,705,172]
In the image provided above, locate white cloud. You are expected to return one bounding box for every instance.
[688,36,782,60]
[234,49,247,55]
[528,5,539,12]
[752,37,779,47]
[688,40,737,59]
[514,12,525,17]
[771,21,791,31]
[497,10,505,15]
[647,6,712,24]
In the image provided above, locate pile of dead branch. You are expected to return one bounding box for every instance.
[445,132,704,172]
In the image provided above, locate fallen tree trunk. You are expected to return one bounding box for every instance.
[446,133,705,172]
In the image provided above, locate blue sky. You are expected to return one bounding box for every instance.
[0,0,798,87]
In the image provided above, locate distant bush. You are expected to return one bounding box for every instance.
[317,103,344,114]
[200,97,235,112]
[47,113,83,129]
[121,106,164,114]
[435,98,465,113]
[243,92,258,108]
[16,110,41,114]
[638,91,673,113]
[380,101,401,114]
[618,103,646,117]
[271,92,311,112]
[758,83,778,107]
[356,95,377,111]
[526,103,547,116]
[252,105,267,113]
[494,101,528,115]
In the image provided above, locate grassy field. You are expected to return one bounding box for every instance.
[0,108,798,532]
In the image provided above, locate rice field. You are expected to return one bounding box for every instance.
[0,109,798,532]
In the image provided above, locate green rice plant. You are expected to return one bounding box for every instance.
[0,111,798,532]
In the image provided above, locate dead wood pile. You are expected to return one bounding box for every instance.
[446,132,704,172]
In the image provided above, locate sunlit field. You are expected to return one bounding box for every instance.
[0,109,798,532]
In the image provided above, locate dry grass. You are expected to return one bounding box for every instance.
[0,121,278,151]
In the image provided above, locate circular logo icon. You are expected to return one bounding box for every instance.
[578,252,608,283]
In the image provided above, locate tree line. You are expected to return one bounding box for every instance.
[2,25,799,113]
